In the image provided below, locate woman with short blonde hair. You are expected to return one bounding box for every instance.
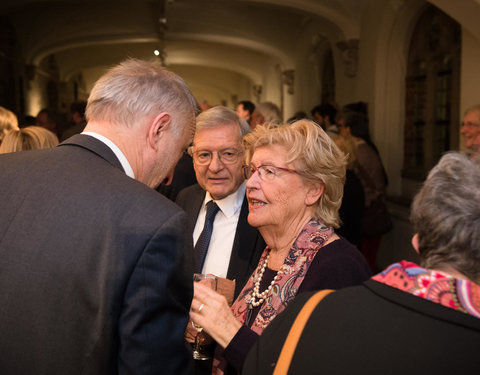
[190,120,371,375]
[243,120,346,227]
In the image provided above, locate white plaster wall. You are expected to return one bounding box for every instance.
[25,74,49,117]
[356,0,428,198]
[260,60,283,119]
[355,0,427,268]
[331,45,357,108]
[290,26,316,119]
[170,65,254,108]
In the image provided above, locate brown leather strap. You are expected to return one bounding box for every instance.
[273,289,334,375]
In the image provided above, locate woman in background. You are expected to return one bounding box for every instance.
[0,106,19,145]
[0,126,59,153]
[336,109,391,271]
[335,135,365,250]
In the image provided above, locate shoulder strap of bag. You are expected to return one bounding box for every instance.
[273,289,334,375]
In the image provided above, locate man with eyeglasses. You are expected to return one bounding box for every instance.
[461,105,480,155]
[176,106,265,374]
[177,106,264,296]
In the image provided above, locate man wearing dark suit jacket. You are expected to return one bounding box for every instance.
[0,58,198,375]
[176,107,264,373]
[176,106,265,299]
[176,106,265,375]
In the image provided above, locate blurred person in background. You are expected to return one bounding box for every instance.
[60,101,87,141]
[311,103,339,140]
[0,106,19,145]
[36,108,68,139]
[0,126,58,153]
[235,100,255,127]
[460,105,480,158]
[250,101,282,129]
[337,107,392,272]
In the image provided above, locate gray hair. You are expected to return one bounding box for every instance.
[195,106,250,140]
[256,102,282,124]
[410,152,480,282]
[86,58,198,135]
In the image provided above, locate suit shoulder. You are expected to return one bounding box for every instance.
[129,181,185,215]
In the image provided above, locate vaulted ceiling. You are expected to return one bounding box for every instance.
[0,0,367,103]
[2,0,480,107]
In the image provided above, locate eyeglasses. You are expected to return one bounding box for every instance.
[461,121,480,128]
[191,149,244,165]
[242,164,300,181]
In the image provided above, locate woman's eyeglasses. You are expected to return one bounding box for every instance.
[242,164,300,181]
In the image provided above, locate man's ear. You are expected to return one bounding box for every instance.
[148,112,171,149]
[411,233,420,254]
[305,181,324,206]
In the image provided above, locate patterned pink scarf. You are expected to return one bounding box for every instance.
[372,260,480,318]
[213,218,334,374]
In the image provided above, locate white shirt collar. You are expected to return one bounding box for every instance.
[204,181,246,218]
[82,132,135,179]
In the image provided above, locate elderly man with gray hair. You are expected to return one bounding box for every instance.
[176,106,265,374]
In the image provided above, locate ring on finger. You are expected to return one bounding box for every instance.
[198,303,205,313]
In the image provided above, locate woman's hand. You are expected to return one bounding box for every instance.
[190,282,243,349]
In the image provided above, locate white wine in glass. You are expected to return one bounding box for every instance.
[192,273,217,360]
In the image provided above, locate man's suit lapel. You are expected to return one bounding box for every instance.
[59,134,124,171]
[227,195,265,298]
[184,185,205,238]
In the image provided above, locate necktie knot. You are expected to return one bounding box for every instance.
[205,200,220,221]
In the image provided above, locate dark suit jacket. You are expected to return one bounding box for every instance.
[0,134,193,375]
[176,184,265,299]
[244,279,480,374]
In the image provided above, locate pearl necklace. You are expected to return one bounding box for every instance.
[248,252,280,307]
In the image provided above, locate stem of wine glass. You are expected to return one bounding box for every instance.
[194,332,200,353]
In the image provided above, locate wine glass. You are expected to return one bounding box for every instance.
[192,273,217,360]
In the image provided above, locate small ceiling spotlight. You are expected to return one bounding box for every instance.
[154,50,160,56]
